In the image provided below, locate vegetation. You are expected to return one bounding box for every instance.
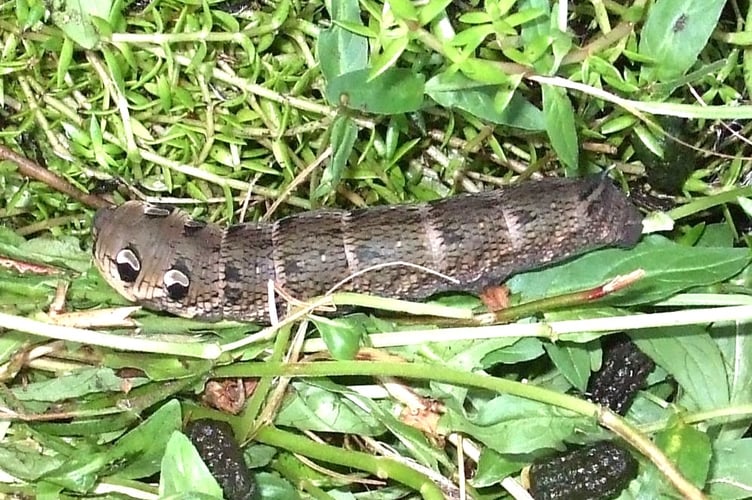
[1,0,752,498]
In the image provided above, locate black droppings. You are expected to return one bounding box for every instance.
[185,419,259,500]
[528,442,638,500]
[588,336,655,415]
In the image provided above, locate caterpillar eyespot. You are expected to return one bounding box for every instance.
[164,269,190,300]
[114,248,141,283]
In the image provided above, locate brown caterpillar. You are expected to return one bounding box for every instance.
[92,176,643,323]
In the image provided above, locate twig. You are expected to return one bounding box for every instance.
[0,145,110,209]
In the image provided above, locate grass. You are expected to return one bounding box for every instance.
[1,0,752,498]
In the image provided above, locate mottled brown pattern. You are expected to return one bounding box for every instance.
[92,176,643,323]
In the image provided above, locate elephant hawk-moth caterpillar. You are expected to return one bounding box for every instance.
[92,176,643,323]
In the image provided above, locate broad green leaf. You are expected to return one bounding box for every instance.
[426,72,544,130]
[481,337,544,366]
[311,315,365,360]
[544,341,592,391]
[16,0,47,29]
[334,382,450,470]
[0,441,67,481]
[446,337,522,371]
[326,68,425,114]
[13,367,147,402]
[472,448,528,487]
[542,84,578,172]
[639,0,726,82]
[36,450,108,492]
[427,337,526,406]
[159,432,223,498]
[713,321,752,440]
[254,472,301,500]
[519,0,550,43]
[508,235,752,306]
[696,223,736,247]
[275,381,385,435]
[50,0,115,49]
[708,438,752,499]
[440,394,598,454]
[109,399,182,479]
[631,326,729,412]
[458,57,524,85]
[654,419,711,488]
[318,0,368,83]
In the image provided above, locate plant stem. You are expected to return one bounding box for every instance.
[254,425,447,500]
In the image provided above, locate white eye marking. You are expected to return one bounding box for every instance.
[164,269,190,300]
[320,254,327,263]
[115,248,141,283]
[143,205,172,217]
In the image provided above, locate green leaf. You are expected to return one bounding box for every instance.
[318,0,368,82]
[159,432,223,498]
[519,0,551,43]
[325,68,425,114]
[508,235,752,306]
[314,115,358,199]
[714,320,752,439]
[696,223,736,248]
[369,35,408,80]
[639,0,726,82]
[275,380,385,435]
[108,399,183,479]
[50,0,115,49]
[481,337,545,366]
[101,46,125,92]
[544,341,592,391]
[0,441,67,481]
[6,235,92,273]
[104,353,213,381]
[708,438,752,499]
[254,472,301,500]
[311,316,365,360]
[387,0,418,21]
[39,450,108,492]
[418,0,453,26]
[13,367,146,402]
[631,326,729,412]
[472,448,528,487]
[440,394,598,454]
[542,84,578,172]
[655,418,711,488]
[56,36,74,87]
[426,72,544,130]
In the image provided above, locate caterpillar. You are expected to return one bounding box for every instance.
[92,176,643,323]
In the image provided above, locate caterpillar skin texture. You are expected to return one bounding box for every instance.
[92,176,643,323]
